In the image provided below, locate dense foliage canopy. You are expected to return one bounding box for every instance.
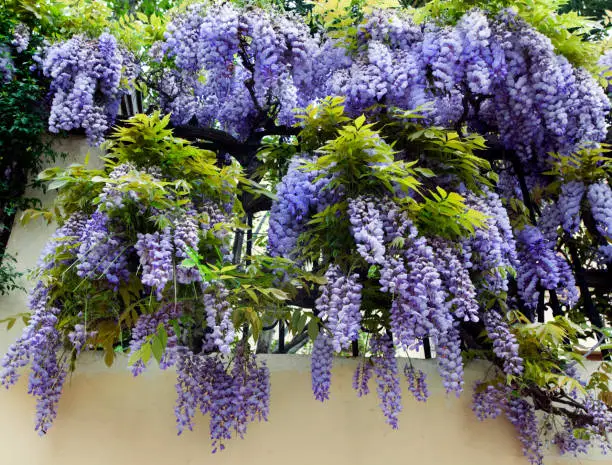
[1,0,612,463]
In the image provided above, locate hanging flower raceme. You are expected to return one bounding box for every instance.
[42,33,137,145]
[515,226,578,309]
[315,265,362,353]
[558,181,585,235]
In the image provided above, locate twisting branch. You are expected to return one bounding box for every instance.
[172,126,247,157]
[565,237,608,357]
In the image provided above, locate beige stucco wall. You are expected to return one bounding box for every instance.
[0,136,611,465]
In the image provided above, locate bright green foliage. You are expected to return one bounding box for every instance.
[0,10,58,292]
[4,0,113,37]
[474,314,612,427]
[32,112,241,224]
[0,254,23,296]
[546,145,612,186]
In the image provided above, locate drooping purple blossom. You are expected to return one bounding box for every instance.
[483,308,523,376]
[315,265,362,353]
[472,383,542,464]
[11,23,30,53]
[352,359,373,397]
[587,181,612,241]
[173,347,269,452]
[558,181,585,235]
[202,282,235,355]
[516,226,578,309]
[268,157,336,259]
[370,334,402,429]
[348,196,386,265]
[68,322,97,356]
[537,202,561,243]
[174,213,202,284]
[0,45,13,83]
[505,396,543,464]
[462,188,517,294]
[435,322,464,396]
[42,33,136,145]
[380,236,450,351]
[76,211,130,289]
[37,212,89,271]
[311,331,333,402]
[135,228,174,300]
[130,304,182,376]
[432,239,479,323]
[404,364,429,402]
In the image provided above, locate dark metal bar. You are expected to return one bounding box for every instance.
[246,214,253,261]
[120,96,129,118]
[278,320,285,353]
[423,337,432,359]
[351,340,359,357]
[537,287,545,322]
[549,290,563,317]
[135,90,143,114]
[126,93,134,117]
[262,320,279,331]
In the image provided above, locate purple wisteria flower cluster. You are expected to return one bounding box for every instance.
[76,211,130,289]
[0,45,13,83]
[435,322,464,396]
[404,365,429,402]
[431,239,479,323]
[11,23,30,53]
[587,181,612,241]
[311,332,334,402]
[516,226,578,309]
[202,282,235,355]
[483,308,523,376]
[68,322,98,356]
[42,33,136,145]
[315,265,362,353]
[174,347,269,453]
[268,157,336,259]
[348,196,386,265]
[161,3,320,138]
[352,359,373,397]
[174,212,202,284]
[135,228,174,300]
[472,383,541,464]
[558,181,585,235]
[462,188,517,294]
[370,334,402,428]
[129,304,182,376]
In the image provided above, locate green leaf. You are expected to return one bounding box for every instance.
[308,319,319,341]
[47,179,69,190]
[267,288,289,301]
[151,337,163,364]
[128,347,142,367]
[141,342,152,365]
[245,288,259,304]
[104,349,115,368]
[157,324,168,348]
[367,265,378,279]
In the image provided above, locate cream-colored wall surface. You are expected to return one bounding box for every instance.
[0,353,609,465]
[0,137,611,465]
